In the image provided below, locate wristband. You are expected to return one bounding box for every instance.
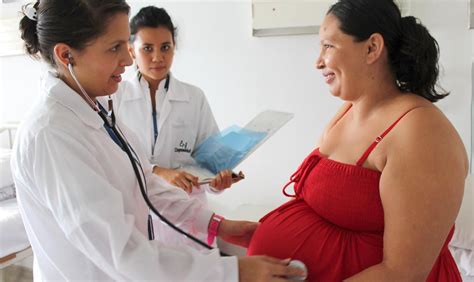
[207,213,224,245]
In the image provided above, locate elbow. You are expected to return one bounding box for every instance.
[404,272,430,282]
[382,261,431,282]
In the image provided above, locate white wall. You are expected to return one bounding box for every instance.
[0,0,471,212]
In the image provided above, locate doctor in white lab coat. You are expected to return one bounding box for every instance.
[114,71,220,199]
[11,1,304,281]
[113,6,239,245]
[116,6,236,195]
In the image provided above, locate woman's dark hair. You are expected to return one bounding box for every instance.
[130,6,177,45]
[19,0,130,67]
[327,0,448,102]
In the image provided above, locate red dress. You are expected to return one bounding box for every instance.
[247,111,461,281]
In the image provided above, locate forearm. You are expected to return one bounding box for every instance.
[147,174,213,233]
[344,262,428,282]
[152,165,167,175]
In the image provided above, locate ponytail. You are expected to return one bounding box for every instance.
[328,0,449,103]
[17,0,130,68]
[391,16,448,102]
[19,2,40,57]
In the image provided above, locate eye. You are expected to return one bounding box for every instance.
[143,46,153,53]
[161,44,172,52]
[323,44,332,49]
[111,44,121,52]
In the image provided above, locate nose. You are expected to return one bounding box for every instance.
[315,54,324,70]
[122,49,133,67]
[152,50,164,63]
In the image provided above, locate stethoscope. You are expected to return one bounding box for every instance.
[67,60,228,256]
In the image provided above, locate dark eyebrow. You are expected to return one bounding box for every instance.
[109,39,128,46]
[139,41,172,46]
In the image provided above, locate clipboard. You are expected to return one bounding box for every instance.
[180,110,294,184]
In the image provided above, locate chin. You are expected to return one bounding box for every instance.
[329,90,340,97]
[104,85,119,96]
[147,71,168,81]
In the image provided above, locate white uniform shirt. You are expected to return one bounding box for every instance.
[113,73,221,245]
[10,72,237,281]
[114,73,219,171]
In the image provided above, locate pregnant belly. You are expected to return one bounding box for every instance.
[247,199,383,281]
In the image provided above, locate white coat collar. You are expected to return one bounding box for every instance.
[43,71,104,129]
[127,71,190,102]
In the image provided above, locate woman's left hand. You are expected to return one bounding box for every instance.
[218,219,259,248]
[210,169,234,191]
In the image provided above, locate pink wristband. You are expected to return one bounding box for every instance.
[207,214,224,245]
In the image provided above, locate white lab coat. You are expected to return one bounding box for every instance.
[10,72,237,281]
[113,73,221,245]
[114,72,219,171]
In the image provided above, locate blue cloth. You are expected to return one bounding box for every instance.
[192,125,267,174]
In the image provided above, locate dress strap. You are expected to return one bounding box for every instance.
[356,108,415,166]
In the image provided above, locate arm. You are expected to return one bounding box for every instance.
[346,107,468,281]
[152,165,199,193]
[33,129,235,281]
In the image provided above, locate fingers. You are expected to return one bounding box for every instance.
[172,172,198,193]
[211,170,233,190]
[263,256,306,278]
[271,264,306,278]
[261,256,290,265]
[172,179,192,193]
[239,256,307,282]
[183,172,199,187]
[221,170,232,188]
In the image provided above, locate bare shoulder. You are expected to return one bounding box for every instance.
[388,104,468,177]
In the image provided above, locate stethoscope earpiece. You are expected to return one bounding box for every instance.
[67,52,75,66]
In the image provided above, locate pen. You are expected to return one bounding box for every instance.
[197,171,245,185]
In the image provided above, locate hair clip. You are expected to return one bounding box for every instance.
[24,4,37,21]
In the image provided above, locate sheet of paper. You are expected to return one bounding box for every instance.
[242,110,294,157]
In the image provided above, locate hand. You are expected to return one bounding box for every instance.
[210,169,233,191]
[218,219,259,248]
[210,170,244,191]
[238,256,307,282]
[153,166,199,193]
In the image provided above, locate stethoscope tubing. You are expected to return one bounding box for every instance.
[67,62,228,256]
[98,110,229,256]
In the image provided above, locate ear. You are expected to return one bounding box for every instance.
[366,33,384,64]
[128,43,136,59]
[53,43,74,67]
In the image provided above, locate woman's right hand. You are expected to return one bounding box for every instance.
[153,166,199,193]
[238,256,306,282]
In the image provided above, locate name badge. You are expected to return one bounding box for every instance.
[174,140,191,153]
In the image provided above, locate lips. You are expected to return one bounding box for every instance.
[150,66,166,71]
[322,71,335,84]
[111,74,122,83]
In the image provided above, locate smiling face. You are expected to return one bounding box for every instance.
[66,13,133,97]
[130,26,175,85]
[316,13,369,101]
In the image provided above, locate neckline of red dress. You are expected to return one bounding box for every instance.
[315,147,382,174]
